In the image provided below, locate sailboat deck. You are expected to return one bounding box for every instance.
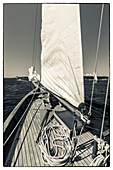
[5,98,94,167]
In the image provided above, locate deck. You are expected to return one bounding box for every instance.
[5,98,94,167]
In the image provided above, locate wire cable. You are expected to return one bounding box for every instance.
[100,78,109,139]
[88,4,104,115]
[32,4,39,67]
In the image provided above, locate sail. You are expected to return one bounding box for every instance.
[41,4,84,107]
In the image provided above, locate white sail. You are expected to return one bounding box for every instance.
[41,4,84,107]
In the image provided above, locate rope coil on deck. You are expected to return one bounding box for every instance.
[90,154,110,166]
[38,121,72,166]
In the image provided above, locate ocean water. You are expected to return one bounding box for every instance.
[3,77,110,138]
[84,77,110,138]
[3,77,32,122]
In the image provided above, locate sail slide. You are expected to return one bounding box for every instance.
[41,4,84,107]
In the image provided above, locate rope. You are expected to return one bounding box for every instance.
[90,154,105,166]
[38,119,86,166]
[94,4,104,73]
[88,4,104,115]
[3,88,38,146]
[103,154,110,166]
[89,77,109,167]
[38,121,72,166]
[100,78,109,139]
[32,4,39,67]
[90,153,110,166]
[72,124,85,161]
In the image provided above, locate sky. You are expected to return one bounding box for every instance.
[4,3,109,77]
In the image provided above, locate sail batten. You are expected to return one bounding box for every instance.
[41,4,84,107]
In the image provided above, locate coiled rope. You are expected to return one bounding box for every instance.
[90,154,105,166]
[38,120,72,166]
[90,153,110,166]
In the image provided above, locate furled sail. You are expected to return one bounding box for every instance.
[41,4,84,107]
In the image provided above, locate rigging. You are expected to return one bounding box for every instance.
[88,4,104,116]
[32,4,39,68]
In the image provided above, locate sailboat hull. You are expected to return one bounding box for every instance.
[3,82,109,166]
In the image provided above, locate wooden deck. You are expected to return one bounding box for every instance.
[5,98,94,167]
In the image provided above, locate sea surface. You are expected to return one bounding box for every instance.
[3,77,32,122]
[3,77,110,139]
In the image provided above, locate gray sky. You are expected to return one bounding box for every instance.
[4,3,109,77]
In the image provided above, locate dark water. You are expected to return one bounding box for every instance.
[3,77,32,122]
[84,78,110,139]
[3,77,110,139]
[84,78,110,107]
